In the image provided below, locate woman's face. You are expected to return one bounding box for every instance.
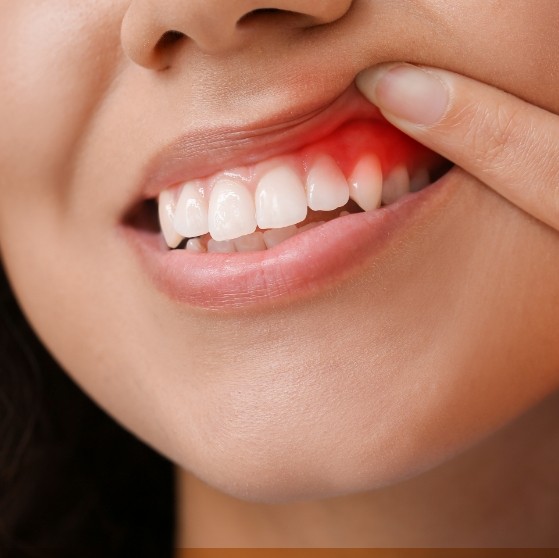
[1,0,559,502]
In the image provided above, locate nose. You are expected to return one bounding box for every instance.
[121,0,353,69]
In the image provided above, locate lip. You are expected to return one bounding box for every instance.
[124,167,456,311]
[139,83,382,201]
[124,80,452,311]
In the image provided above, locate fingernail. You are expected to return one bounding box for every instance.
[356,64,449,126]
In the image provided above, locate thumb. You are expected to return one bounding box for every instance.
[356,63,559,231]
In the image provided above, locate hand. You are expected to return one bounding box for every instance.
[356,64,559,231]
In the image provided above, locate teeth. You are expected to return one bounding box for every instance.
[382,165,410,205]
[208,178,257,241]
[158,150,435,251]
[186,237,206,253]
[158,190,184,248]
[173,181,209,238]
[234,231,267,252]
[255,165,307,229]
[348,155,383,211]
[207,238,237,253]
[409,167,431,192]
[262,225,298,249]
[306,155,349,211]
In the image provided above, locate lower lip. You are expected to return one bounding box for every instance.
[125,168,456,311]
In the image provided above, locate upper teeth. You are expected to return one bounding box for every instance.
[209,178,257,242]
[158,152,429,249]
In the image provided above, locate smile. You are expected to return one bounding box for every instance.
[124,84,453,310]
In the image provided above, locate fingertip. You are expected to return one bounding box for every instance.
[357,63,450,127]
[355,64,393,103]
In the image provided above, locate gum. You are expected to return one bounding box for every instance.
[168,118,438,199]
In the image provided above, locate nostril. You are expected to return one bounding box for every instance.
[237,8,295,27]
[155,30,186,52]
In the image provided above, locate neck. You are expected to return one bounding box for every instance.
[175,390,559,547]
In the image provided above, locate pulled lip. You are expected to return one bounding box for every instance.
[137,82,382,202]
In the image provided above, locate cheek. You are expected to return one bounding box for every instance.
[0,1,123,225]
[418,0,559,112]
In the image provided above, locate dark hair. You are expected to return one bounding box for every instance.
[0,263,174,557]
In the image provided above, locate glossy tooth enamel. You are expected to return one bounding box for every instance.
[208,178,257,241]
[348,155,383,211]
[262,225,298,249]
[234,231,267,252]
[158,190,184,248]
[173,181,209,238]
[255,164,308,229]
[381,165,410,205]
[306,155,349,211]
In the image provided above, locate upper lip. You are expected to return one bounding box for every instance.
[137,82,382,202]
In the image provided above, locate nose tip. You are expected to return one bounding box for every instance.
[121,0,353,70]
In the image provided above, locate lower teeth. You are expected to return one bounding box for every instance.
[187,219,329,254]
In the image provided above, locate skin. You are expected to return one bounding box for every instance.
[1,0,559,547]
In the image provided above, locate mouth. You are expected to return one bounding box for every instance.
[123,84,453,310]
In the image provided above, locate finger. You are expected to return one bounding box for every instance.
[356,63,559,231]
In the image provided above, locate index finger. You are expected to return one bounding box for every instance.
[356,63,559,231]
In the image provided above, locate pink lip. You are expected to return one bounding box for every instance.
[138,83,381,201]
[125,169,455,311]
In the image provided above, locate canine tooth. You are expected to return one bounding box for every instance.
[255,165,307,229]
[306,155,349,211]
[348,155,383,211]
[382,165,410,205]
[234,231,267,252]
[409,167,431,192]
[208,178,257,241]
[262,225,298,249]
[158,190,184,248]
[207,238,237,253]
[173,181,209,238]
[186,238,206,253]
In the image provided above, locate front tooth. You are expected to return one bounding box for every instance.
[262,225,298,249]
[409,167,431,192]
[173,181,209,238]
[207,239,237,253]
[208,178,257,241]
[158,190,184,248]
[306,155,349,211]
[382,165,410,205]
[348,155,383,211]
[255,165,307,229]
[234,231,267,252]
